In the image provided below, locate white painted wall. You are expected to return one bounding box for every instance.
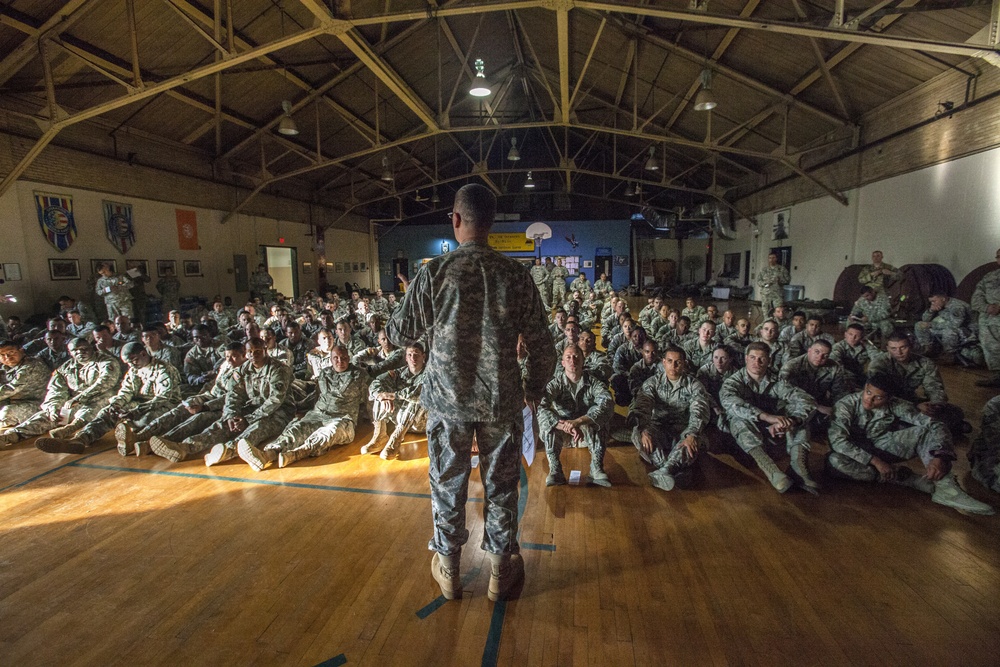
[0,180,370,319]
[714,146,1000,301]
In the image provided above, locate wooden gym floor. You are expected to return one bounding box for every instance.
[2,324,1000,665]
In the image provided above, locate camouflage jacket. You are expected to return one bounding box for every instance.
[829,339,878,380]
[972,268,1000,324]
[537,371,613,434]
[111,358,181,410]
[757,264,789,291]
[779,355,855,407]
[631,372,711,439]
[42,352,121,413]
[0,356,51,404]
[867,352,947,404]
[719,368,816,423]
[184,344,224,384]
[921,297,974,334]
[224,357,294,422]
[387,240,555,421]
[829,391,951,465]
[314,364,368,421]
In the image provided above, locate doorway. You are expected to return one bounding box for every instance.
[594,252,612,283]
[391,258,408,292]
[263,246,298,298]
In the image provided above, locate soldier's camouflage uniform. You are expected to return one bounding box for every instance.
[530,264,551,310]
[779,354,855,410]
[696,362,735,431]
[183,357,295,455]
[756,264,790,314]
[867,351,966,434]
[387,239,555,557]
[682,338,715,370]
[611,342,643,406]
[582,349,612,385]
[972,268,1000,372]
[681,306,708,328]
[569,275,591,295]
[631,372,711,484]
[280,337,312,378]
[593,278,613,295]
[851,292,894,339]
[270,364,368,463]
[74,358,182,446]
[550,264,569,306]
[136,360,243,442]
[95,273,134,319]
[146,344,183,374]
[970,395,1000,493]
[10,351,121,438]
[858,262,901,293]
[627,359,660,397]
[719,367,816,454]
[36,347,70,371]
[827,391,954,481]
[787,331,835,360]
[0,356,53,427]
[915,296,983,364]
[184,344,223,388]
[754,338,788,371]
[829,338,878,384]
[352,345,406,376]
[538,371,613,468]
[369,365,428,440]
[156,275,181,314]
[250,269,274,304]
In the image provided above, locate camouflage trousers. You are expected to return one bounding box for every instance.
[75,401,175,446]
[10,401,106,437]
[183,406,294,454]
[372,397,427,434]
[551,282,566,307]
[630,423,704,477]
[270,411,356,458]
[980,320,1000,371]
[759,288,783,315]
[0,401,42,428]
[970,396,1000,493]
[534,283,551,310]
[914,322,984,364]
[134,403,221,443]
[104,297,133,320]
[828,421,952,484]
[426,412,524,557]
[727,416,810,454]
[542,423,603,462]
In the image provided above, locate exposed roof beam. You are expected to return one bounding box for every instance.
[557,8,571,124]
[0,0,96,88]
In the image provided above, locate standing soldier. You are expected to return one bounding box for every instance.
[550,258,569,307]
[756,252,790,316]
[95,261,134,319]
[530,258,552,310]
[156,266,181,315]
[250,263,274,304]
[129,266,151,324]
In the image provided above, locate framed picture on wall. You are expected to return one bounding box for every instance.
[360,262,367,272]
[335,263,343,273]
[157,260,176,277]
[126,259,148,278]
[352,262,359,272]
[3,263,22,281]
[302,261,312,275]
[183,260,202,277]
[772,209,790,241]
[91,259,116,275]
[49,258,80,281]
[583,260,593,268]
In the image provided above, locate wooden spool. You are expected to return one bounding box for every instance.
[956,262,997,304]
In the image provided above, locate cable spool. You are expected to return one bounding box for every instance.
[833,264,867,307]
[891,264,956,319]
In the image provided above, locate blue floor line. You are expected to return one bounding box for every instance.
[68,462,487,502]
[414,567,483,620]
[521,542,556,552]
[312,653,347,667]
[0,446,114,494]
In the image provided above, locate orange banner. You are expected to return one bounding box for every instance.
[176,209,199,250]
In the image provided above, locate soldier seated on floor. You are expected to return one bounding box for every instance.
[827,372,993,516]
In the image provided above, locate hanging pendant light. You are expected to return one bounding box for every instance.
[644,145,660,171]
[380,155,393,182]
[431,188,441,205]
[507,137,521,161]
[693,68,718,111]
[524,171,535,188]
[469,59,492,97]
[625,181,635,197]
[278,100,299,135]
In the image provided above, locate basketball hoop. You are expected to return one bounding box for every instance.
[525,222,552,258]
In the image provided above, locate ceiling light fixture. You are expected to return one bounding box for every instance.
[644,146,660,171]
[693,68,717,112]
[432,188,441,205]
[633,182,643,197]
[625,181,635,197]
[524,171,535,188]
[380,155,393,182]
[278,100,299,135]
[469,58,492,97]
[507,136,521,161]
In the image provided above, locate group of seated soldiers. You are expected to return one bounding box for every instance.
[1,283,999,518]
[537,289,997,517]
[0,288,424,471]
